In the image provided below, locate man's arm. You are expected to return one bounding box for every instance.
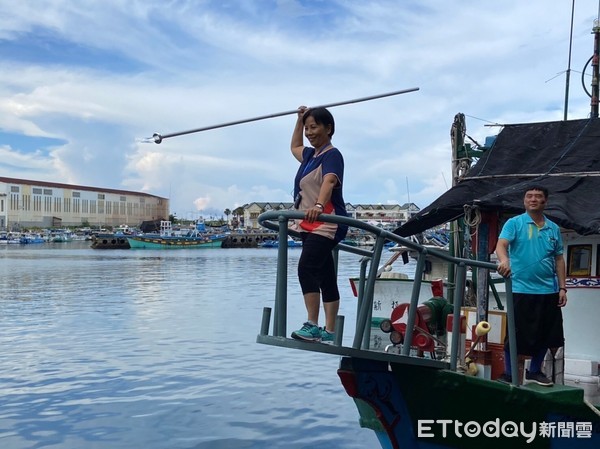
[495,238,511,277]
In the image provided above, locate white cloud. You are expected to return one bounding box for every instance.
[1,0,598,217]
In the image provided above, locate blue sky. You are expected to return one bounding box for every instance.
[1,0,599,220]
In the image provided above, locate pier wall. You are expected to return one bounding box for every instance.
[221,233,276,248]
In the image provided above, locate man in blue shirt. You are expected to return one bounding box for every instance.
[495,185,568,386]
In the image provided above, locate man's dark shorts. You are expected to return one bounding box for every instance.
[505,292,564,355]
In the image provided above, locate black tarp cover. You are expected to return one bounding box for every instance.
[395,118,600,237]
[140,219,163,233]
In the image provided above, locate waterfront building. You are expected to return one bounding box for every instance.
[240,202,419,229]
[346,203,420,225]
[0,177,169,230]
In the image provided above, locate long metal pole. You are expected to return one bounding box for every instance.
[592,21,600,118]
[563,0,575,121]
[149,87,419,143]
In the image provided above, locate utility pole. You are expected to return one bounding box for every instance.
[591,19,600,118]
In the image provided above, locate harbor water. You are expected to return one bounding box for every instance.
[0,242,413,449]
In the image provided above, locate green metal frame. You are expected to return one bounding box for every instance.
[256,210,519,385]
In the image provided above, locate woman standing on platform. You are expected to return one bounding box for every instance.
[289,106,348,343]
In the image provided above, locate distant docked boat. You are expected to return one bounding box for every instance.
[126,220,225,249]
[260,236,302,248]
[19,234,46,244]
[0,232,21,244]
[127,234,224,249]
[51,230,74,242]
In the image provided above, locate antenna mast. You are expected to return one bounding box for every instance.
[592,17,600,118]
[564,0,575,120]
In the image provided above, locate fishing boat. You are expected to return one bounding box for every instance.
[138,39,600,444]
[257,214,600,447]
[51,230,73,242]
[19,233,46,244]
[255,114,600,447]
[126,220,225,249]
[260,235,302,248]
[0,232,21,244]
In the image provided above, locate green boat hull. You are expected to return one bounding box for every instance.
[126,236,224,249]
[339,356,600,449]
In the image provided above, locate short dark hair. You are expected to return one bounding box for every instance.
[303,107,335,137]
[524,184,548,198]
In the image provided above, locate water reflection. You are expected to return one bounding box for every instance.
[0,243,386,449]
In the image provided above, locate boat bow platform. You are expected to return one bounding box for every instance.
[256,210,600,448]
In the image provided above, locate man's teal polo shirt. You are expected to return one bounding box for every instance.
[498,212,563,294]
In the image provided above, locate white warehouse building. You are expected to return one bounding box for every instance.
[0,177,169,230]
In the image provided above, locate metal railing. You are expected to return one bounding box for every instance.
[257,210,518,386]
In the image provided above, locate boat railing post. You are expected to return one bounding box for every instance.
[504,278,519,386]
[273,215,289,337]
[331,245,347,345]
[356,258,369,324]
[450,262,467,371]
[401,249,427,357]
[334,315,344,346]
[260,307,272,335]
[488,273,504,310]
[332,245,339,275]
[357,257,370,348]
[352,234,385,349]
[363,280,374,349]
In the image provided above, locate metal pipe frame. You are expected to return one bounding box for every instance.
[258,210,501,371]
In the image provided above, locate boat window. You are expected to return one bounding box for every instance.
[567,244,592,276]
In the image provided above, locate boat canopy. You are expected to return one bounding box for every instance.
[395,118,600,237]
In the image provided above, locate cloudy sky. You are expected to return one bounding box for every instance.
[1,0,599,220]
